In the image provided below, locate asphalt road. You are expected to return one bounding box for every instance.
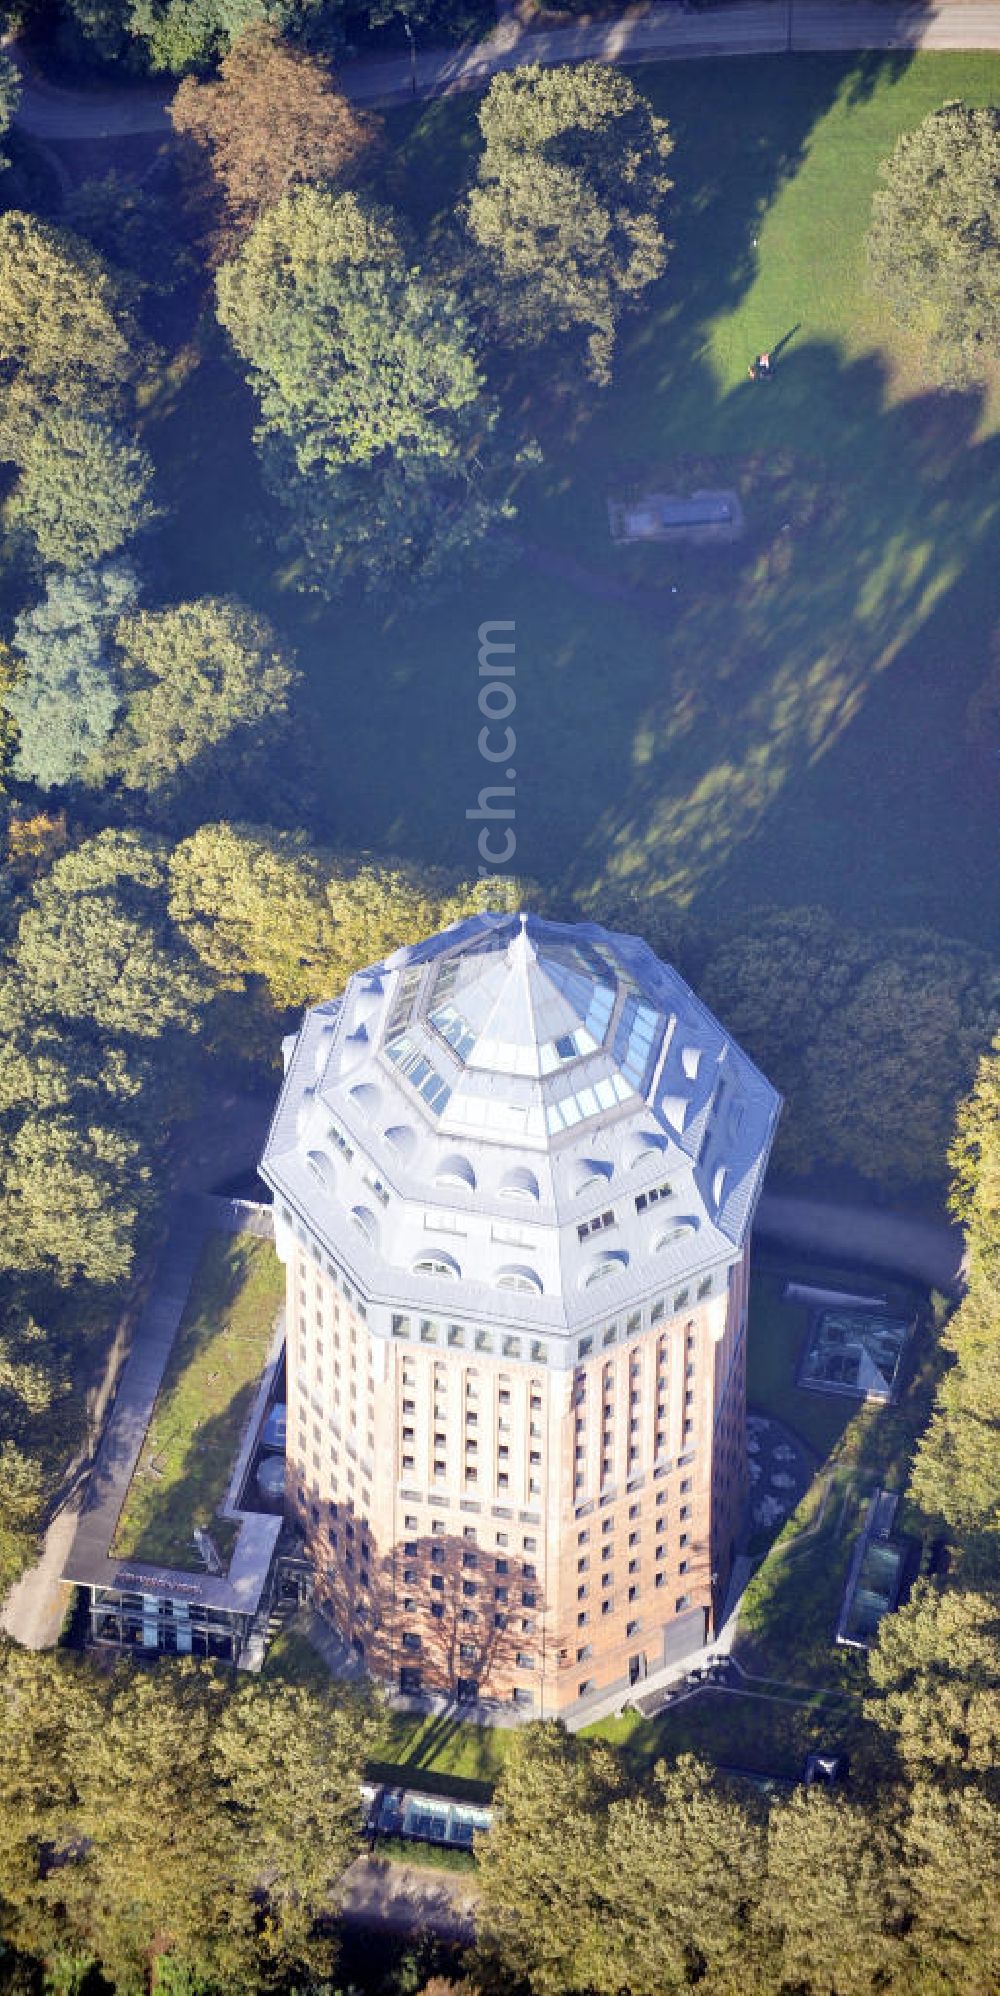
[11,1,1000,137]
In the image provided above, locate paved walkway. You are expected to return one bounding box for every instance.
[10,2,1000,138]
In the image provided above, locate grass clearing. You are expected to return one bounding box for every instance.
[112,1232,284,1571]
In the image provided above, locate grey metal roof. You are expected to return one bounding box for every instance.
[260,913,781,1339]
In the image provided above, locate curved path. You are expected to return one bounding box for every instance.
[11,1,1000,137]
[755,1187,966,1298]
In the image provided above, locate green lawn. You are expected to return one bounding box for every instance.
[112,1232,284,1571]
[372,1710,513,1802]
[149,51,1000,954]
[587,1685,859,1784]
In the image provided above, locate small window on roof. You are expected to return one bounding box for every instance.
[653,1219,698,1252]
[306,1149,337,1194]
[573,1159,613,1198]
[384,1124,416,1158]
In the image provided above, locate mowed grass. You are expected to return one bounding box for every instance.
[149,50,1000,955]
[587,1684,858,1784]
[112,1233,284,1571]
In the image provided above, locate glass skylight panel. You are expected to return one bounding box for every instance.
[430,956,461,1006]
[430,1002,477,1062]
[384,1032,451,1116]
[614,996,665,1092]
[545,1069,633,1136]
[537,1024,598,1073]
[539,942,616,1044]
[385,964,423,1037]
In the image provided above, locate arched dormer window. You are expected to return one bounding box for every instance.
[652,1219,698,1252]
[573,1158,613,1199]
[306,1149,337,1194]
[436,1153,477,1193]
[384,1124,417,1159]
[581,1250,628,1289]
[351,1205,379,1248]
[499,1166,539,1201]
[496,1265,543,1296]
[412,1252,461,1281]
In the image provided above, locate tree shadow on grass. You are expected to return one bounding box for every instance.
[561,340,1000,933]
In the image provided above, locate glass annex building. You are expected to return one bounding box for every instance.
[260,913,780,1716]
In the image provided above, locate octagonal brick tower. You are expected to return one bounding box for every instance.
[260,913,780,1716]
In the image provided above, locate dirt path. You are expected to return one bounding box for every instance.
[11,3,1000,138]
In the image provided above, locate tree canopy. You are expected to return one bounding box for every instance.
[0,47,20,171]
[866,1580,1000,1779]
[910,1034,1000,1537]
[218,190,487,472]
[171,24,377,250]
[6,562,137,791]
[169,819,504,1009]
[867,100,1000,383]
[467,63,673,385]
[98,597,297,816]
[699,906,1000,1190]
[0,214,146,461]
[216,188,506,592]
[6,411,159,571]
[8,830,211,1040]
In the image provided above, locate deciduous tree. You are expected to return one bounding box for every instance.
[467,63,673,385]
[0,1113,150,1285]
[215,1678,377,1972]
[171,24,376,250]
[168,820,337,1008]
[759,1789,903,1996]
[216,189,505,594]
[867,101,1000,383]
[902,1782,1000,1991]
[865,1580,1000,1779]
[99,597,297,817]
[7,412,159,571]
[10,830,212,1039]
[0,48,20,171]
[6,562,136,790]
[0,215,146,460]
[61,1664,253,1993]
